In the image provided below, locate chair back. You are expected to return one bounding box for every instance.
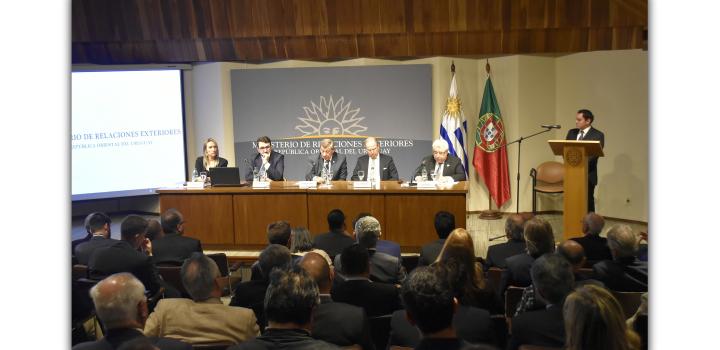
[401,255,419,274]
[73,264,89,280]
[368,314,393,350]
[504,286,525,318]
[611,291,645,319]
[157,265,190,298]
[486,267,505,294]
[535,161,564,186]
[207,253,230,277]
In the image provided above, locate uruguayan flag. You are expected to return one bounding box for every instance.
[439,71,469,175]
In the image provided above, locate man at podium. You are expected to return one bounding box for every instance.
[566,109,605,212]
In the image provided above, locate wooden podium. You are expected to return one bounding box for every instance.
[548,140,604,240]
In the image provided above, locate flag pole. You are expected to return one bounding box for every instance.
[479,59,503,220]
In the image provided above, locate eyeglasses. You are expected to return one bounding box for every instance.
[258,145,271,150]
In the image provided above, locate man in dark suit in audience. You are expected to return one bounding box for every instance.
[145,219,164,241]
[72,212,104,258]
[230,244,293,331]
[593,224,648,292]
[152,209,202,265]
[399,265,466,350]
[72,273,191,350]
[508,254,574,350]
[499,217,556,296]
[353,212,401,258]
[313,209,355,260]
[484,214,527,271]
[88,215,170,298]
[75,212,118,265]
[250,220,295,280]
[331,244,402,317]
[350,136,399,181]
[571,212,612,264]
[299,252,373,349]
[418,211,455,267]
[228,267,340,350]
[334,216,406,284]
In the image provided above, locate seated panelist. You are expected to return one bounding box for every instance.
[245,136,284,181]
[350,136,399,181]
[305,138,348,182]
[415,139,467,181]
[194,138,228,174]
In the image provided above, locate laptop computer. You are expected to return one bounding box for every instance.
[208,167,246,187]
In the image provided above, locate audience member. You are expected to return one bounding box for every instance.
[75,212,117,265]
[88,215,170,297]
[498,217,555,295]
[250,221,294,280]
[153,209,202,265]
[144,253,259,344]
[571,212,612,263]
[230,244,293,331]
[72,212,99,256]
[508,254,574,350]
[145,219,164,242]
[563,284,641,350]
[484,214,526,270]
[331,244,402,317]
[334,216,407,284]
[418,211,455,266]
[228,267,340,350]
[72,273,190,350]
[313,209,355,260]
[354,212,401,258]
[400,265,465,350]
[299,252,373,349]
[593,224,648,292]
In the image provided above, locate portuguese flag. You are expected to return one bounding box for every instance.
[472,77,511,208]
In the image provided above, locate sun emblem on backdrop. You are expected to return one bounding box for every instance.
[295,96,367,137]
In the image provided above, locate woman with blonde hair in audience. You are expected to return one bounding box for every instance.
[435,228,500,312]
[194,137,228,174]
[564,284,640,350]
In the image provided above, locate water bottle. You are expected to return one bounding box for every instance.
[421,167,428,181]
[192,169,198,182]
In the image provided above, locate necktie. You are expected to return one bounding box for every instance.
[435,164,442,178]
[578,130,584,140]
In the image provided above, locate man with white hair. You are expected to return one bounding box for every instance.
[72,273,191,350]
[592,224,648,292]
[415,139,467,181]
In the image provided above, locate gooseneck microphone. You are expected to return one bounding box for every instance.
[408,160,426,187]
[540,124,561,129]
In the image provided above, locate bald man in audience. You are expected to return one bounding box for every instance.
[570,212,612,263]
[484,214,527,271]
[299,252,373,349]
[72,273,190,350]
[593,224,648,292]
[75,212,118,265]
[144,253,259,345]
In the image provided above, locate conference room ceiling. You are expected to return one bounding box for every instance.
[72,0,647,65]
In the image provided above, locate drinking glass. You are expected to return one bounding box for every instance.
[199,171,208,183]
[358,170,365,181]
[431,173,437,182]
[252,167,259,181]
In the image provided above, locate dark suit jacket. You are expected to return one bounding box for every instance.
[376,239,401,258]
[508,304,565,350]
[415,154,467,181]
[194,156,228,174]
[74,236,120,265]
[313,231,356,260]
[72,327,191,350]
[418,239,445,267]
[335,250,407,284]
[498,254,535,296]
[389,306,495,348]
[152,233,203,264]
[228,328,340,350]
[565,127,605,184]
[229,279,269,330]
[483,239,527,271]
[593,257,648,292]
[350,154,399,180]
[331,278,402,317]
[305,153,348,180]
[571,235,612,263]
[245,150,284,181]
[312,295,374,349]
[88,241,164,296]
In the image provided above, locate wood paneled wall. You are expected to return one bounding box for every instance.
[72,0,647,64]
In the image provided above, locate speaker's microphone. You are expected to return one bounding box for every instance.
[540,124,561,129]
[408,160,426,186]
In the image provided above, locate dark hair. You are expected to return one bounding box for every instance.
[401,265,455,334]
[505,214,526,241]
[577,109,594,124]
[181,253,220,301]
[531,253,574,305]
[434,211,456,239]
[258,244,292,281]
[524,217,556,258]
[160,208,183,234]
[340,243,370,276]
[264,266,320,325]
[146,219,162,241]
[327,209,346,232]
[439,245,485,305]
[257,136,272,144]
[267,221,292,246]
[290,227,313,253]
[120,215,148,241]
[86,212,111,233]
